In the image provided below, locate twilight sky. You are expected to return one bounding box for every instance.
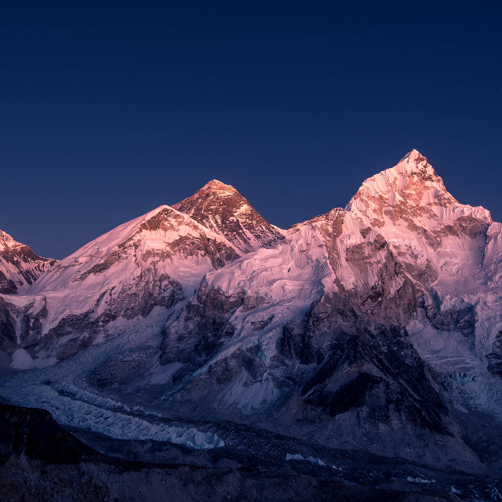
[2,1,501,259]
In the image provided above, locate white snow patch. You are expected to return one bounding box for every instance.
[306,456,326,466]
[286,453,305,461]
[406,477,435,484]
[286,453,327,466]
[149,362,183,384]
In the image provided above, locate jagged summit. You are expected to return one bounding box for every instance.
[0,229,19,251]
[173,180,284,254]
[346,150,458,215]
[394,149,441,180]
[341,151,492,257]
[400,148,426,162]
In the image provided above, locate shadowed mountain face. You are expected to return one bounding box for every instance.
[1,151,502,487]
[0,403,100,465]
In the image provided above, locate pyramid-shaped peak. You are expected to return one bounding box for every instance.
[173,180,284,254]
[395,149,435,177]
[400,149,427,163]
[345,150,457,216]
[200,179,237,194]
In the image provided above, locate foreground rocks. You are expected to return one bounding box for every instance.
[0,404,499,502]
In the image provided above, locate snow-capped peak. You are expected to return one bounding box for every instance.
[0,228,56,294]
[400,148,427,163]
[173,180,284,254]
[393,149,444,183]
[200,179,237,196]
[348,150,450,205]
[345,150,461,221]
[0,229,18,252]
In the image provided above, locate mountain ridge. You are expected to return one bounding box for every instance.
[0,228,56,295]
[1,150,502,480]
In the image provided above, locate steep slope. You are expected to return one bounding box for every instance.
[0,229,56,294]
[0,205,240,365]
[342,150,502,411]
[0,179,286,368]
[173,180,285,254]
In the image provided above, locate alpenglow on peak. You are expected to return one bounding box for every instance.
[173,179,285,254]
[200,179,237,194]
[400,148,426,162]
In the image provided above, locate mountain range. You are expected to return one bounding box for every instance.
[1,150,502,500]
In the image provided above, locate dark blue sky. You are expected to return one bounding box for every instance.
[2,1,501,259]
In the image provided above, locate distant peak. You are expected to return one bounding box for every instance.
[344,150,453,213]
[200,180,237,194]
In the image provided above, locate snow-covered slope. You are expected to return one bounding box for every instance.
[173,180,285,254]
[0,182,285,367]
[340,151,502,411]
[0,204,243,365]
[30,204,240,297]
[0,229,55,294]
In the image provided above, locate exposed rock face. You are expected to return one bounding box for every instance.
[161,279,246,372]
[150,238,456,465]
[0,229,56,294]
[282,307,450,435]
[174,180,285,253]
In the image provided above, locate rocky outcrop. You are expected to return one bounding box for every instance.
[174,180,285,253]
[280,303,450,436]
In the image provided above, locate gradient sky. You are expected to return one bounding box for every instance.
[2,1,501,259]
